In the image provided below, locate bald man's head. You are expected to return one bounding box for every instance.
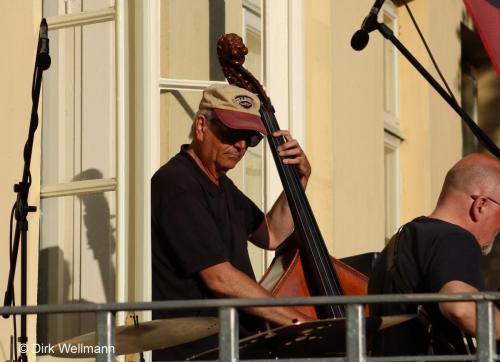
[431,153,500,254]
[440,153,500,201]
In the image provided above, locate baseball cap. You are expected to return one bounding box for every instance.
[199,84,267,135]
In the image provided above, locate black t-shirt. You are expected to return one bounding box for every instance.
[151,145,265,360]
[368,216,485,356]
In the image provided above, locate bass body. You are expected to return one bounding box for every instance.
[260,240,369,319]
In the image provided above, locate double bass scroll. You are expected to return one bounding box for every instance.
[217,34,368,320]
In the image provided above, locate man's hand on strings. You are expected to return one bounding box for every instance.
[274,130,311,188]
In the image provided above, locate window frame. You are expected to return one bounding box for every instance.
[384,133,401,243]
[382,1,403,139]
[42,0,129,324]
[150,0,306,276]
[382,1,402,243]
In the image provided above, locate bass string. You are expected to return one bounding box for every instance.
[260,108,345,317]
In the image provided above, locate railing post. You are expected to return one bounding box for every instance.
[346,303,366,362]
[96,311,116,362]
[219,307,239,362]
[476,301,495,362]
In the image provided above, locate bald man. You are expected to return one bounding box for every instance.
[368,153,500,356]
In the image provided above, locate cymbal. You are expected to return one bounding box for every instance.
[189,315,417,360]
[51,317,218,358]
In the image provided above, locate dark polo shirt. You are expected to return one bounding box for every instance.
[368,217,485,356]
[151,145,265,360]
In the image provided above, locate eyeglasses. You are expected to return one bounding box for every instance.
[471,195,500,207]
[209,118,263,148]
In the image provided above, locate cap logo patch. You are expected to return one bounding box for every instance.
[233,95,254,109]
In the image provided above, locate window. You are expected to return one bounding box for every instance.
[382,1,402,242]
[153,0,305,278]
[37,4,305,351]
[383,1,400,134]
[460,21,481,155]
[242,0,266,277]
[158,0,266,277]
[461,63,479,154]
[384,135,400,243]
[39,0,124,349]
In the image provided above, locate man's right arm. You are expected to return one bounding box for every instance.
[199,261,313,326]
[439,280,500,339]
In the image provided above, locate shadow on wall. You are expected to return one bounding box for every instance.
[73,168,116,303]
[460,19,500,291]
[37,247,95,347]
[477,69,500,144]
[37,168,116,349]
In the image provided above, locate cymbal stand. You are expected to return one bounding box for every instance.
[134,315,146,362]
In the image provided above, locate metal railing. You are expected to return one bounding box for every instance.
[1,292,498,362]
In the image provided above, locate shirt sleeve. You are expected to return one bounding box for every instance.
[154,179,229,277]
[426,231,485,292]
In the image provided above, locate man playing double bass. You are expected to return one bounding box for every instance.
[151,84,312,360]
[369,153,500,356]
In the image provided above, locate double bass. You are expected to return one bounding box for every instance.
[217,34,368,320]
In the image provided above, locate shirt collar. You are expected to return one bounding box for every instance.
[179,144,228,196]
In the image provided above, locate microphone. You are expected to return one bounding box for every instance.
[36,18,51,70]
[351,0,386,51]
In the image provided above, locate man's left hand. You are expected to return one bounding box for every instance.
[274,130,311,188]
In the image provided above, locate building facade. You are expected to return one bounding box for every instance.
[0,0,498,360]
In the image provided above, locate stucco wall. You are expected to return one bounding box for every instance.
[399,0,464,223]
[305,0,385,258]
[0,0,473,358]
[305,0,466,258]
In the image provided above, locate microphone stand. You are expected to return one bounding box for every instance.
[357,20,500,158]
[3,19,51,362]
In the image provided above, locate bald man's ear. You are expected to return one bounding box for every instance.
[470,196,487,222]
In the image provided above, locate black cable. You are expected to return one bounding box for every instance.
[401,0,457,103]
[9,203,18,362]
